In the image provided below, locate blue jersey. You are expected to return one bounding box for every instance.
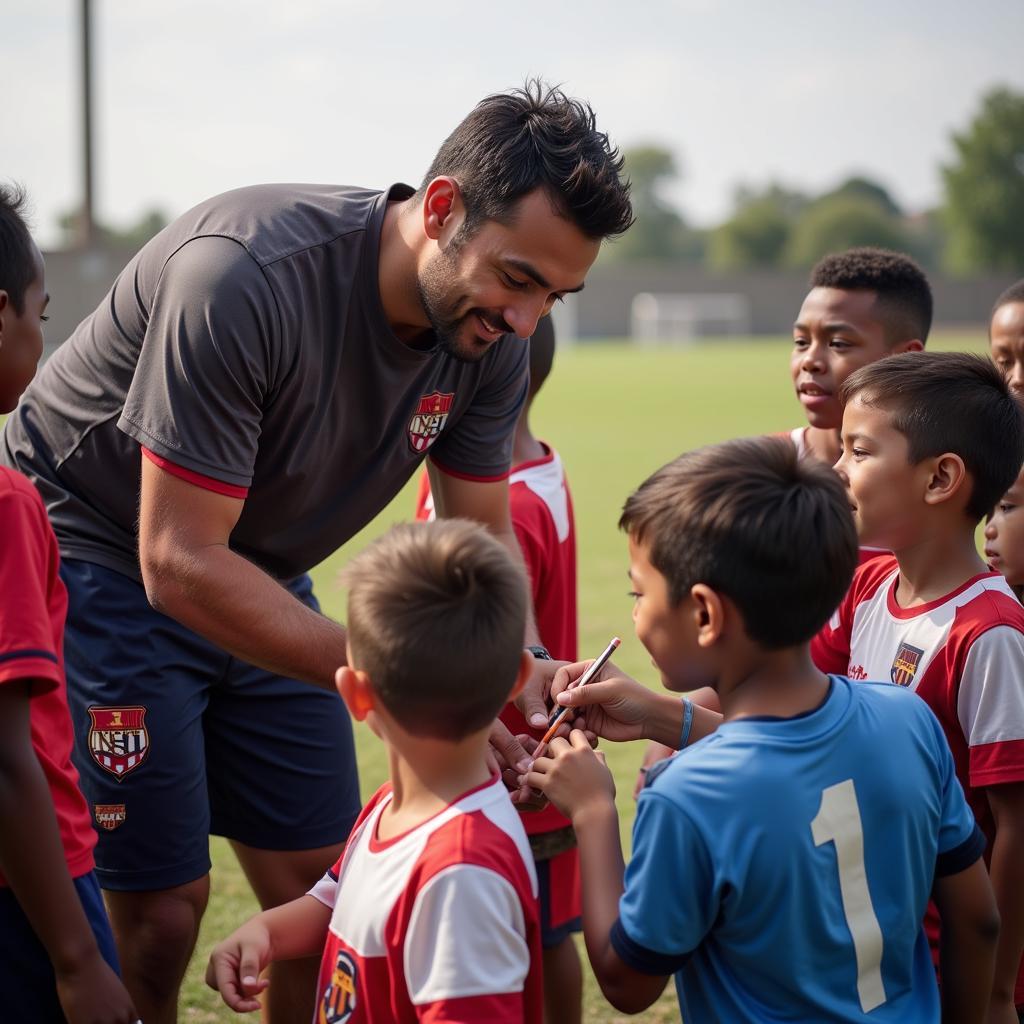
[613,676,984,1022]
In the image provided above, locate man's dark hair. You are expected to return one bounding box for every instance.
[810,247,933,345]
[840,351,1024,520]
[527,315,556,402]
[992,279,1024,321]
[420,79,633,241]
[343,519,526,741]
[0,183,35,315]
[619,438,858,650]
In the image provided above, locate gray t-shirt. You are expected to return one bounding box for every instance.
[2,183,528,581]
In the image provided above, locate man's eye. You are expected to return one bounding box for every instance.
[503,274,529,290]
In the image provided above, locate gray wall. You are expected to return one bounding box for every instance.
[41,246,1020,355]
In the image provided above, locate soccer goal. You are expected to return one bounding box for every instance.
[630,292,751,345]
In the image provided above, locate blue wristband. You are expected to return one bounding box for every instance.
[679,697,694,750]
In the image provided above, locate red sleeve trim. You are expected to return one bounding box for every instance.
[970,738,1024,788]
[416,992,525,1024]
[429,455,510,484]
[141,447,249,499]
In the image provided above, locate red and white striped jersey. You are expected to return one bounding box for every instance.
[309,775,542,1024]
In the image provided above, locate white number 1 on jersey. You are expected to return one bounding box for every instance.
[811,778,886,1012]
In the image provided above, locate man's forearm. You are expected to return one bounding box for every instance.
[145,543,347,688]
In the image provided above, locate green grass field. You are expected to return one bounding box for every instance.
[180,332,988,1022]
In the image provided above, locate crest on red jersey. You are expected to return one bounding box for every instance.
[87,706,150,781]
[890,641,925,687]
[94,803,126,831]
[319,949,357,1023]
[408,391,454,453]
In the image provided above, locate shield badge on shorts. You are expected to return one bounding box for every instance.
[890,641,925,687]
[408,391,454,453]
[319,949,358,1023]
[94,803,126,830]
[87,706,150,781]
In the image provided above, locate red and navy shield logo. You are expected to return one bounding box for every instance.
[319,949,357,1023]
[890,641,925,687]
[87,706,150,781]
[408,391,454,453]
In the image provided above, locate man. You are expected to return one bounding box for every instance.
[1,81,632,1023]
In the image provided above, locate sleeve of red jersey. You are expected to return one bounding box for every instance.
[511,491,551,607]
[957,625,1024,788]
[810,591,853,676]
[404,864,531,1023]
[0,487,62,692]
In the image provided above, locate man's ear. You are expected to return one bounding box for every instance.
[506,649,535,705]
[690,584,726,647]
[421,176,464,243]
[336,665,376,722]
[923,453,968,508]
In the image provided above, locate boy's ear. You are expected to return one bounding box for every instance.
[690,584,725,647]
[892,338,924,355]
[922,453,968,508]
[335,665,376,722]
[506,649,534,705]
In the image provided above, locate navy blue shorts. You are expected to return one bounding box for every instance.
[61,559,361,892]
[0,870,119,1020]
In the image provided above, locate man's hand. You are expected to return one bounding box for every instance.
[206,921,273,1012]
[525,731,616,823]
[515,656,567,730]
[56,950,138,1024]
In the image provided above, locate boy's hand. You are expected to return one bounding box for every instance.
[56,949,138,1024]
[525,730,616,823]
[549,660,656,743]
[516,656,568,730]
[206,922,273,1012]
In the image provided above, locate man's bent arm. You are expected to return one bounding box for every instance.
[139,457,346,689]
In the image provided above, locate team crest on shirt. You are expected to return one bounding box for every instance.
[408,391,454,453]
[319,950,357,1023]
[890,641,925,687]
[87,706,150,781]
[94,803,126,831]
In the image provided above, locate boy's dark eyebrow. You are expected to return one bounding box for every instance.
[792,320,862,335]
[505,257,585,295]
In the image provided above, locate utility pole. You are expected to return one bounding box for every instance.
[78,0,97,248]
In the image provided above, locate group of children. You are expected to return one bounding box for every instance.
[6,168,1024,1024]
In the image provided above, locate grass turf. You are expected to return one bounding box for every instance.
[170,331,986,1021]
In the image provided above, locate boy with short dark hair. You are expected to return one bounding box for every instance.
[990,279,1024,399]
[0,182,136,1021]
[208,519,543,1021]
[416,315,584,1023]
[813,350,1024,1019]
[528,436,998,1022]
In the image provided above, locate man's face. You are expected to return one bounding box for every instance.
[627,535,710,692]
[791,288,901,430]
[990,302,1024,399]
[417,188,599,362]
[0,243,48,413]
[834,396,929,550]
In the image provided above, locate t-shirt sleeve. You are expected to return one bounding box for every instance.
[428,339,529,482]
[0,486,61,692]
[117,235,281,490]
[612,789,716,974]
[956,625,1024,789]
[404,864,530,1021]
[811,595,853,675]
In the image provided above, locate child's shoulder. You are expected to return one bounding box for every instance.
[0,464,44,504]
[0,466,50,535]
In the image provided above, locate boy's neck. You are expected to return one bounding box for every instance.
[892,525,989,607]
[378,731,493,841]
[803,426,842,467]
[715,645,830,723]
[512,412,546,466]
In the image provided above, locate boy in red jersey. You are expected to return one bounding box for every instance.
[0,183,136,1021]
[416,315,584,1023]
[208,520,542,1022]
[813,351,1024,1020]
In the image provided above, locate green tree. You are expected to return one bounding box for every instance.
[708,184,807,269]
[820,176,902,218]
[603,144,693,262]
[942,86,1024,272]
[785,194,911,268]
[58,207,169,249]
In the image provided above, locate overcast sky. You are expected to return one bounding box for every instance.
[4,0,1023,247]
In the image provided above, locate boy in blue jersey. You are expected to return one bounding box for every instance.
[526,436,1000,1022]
